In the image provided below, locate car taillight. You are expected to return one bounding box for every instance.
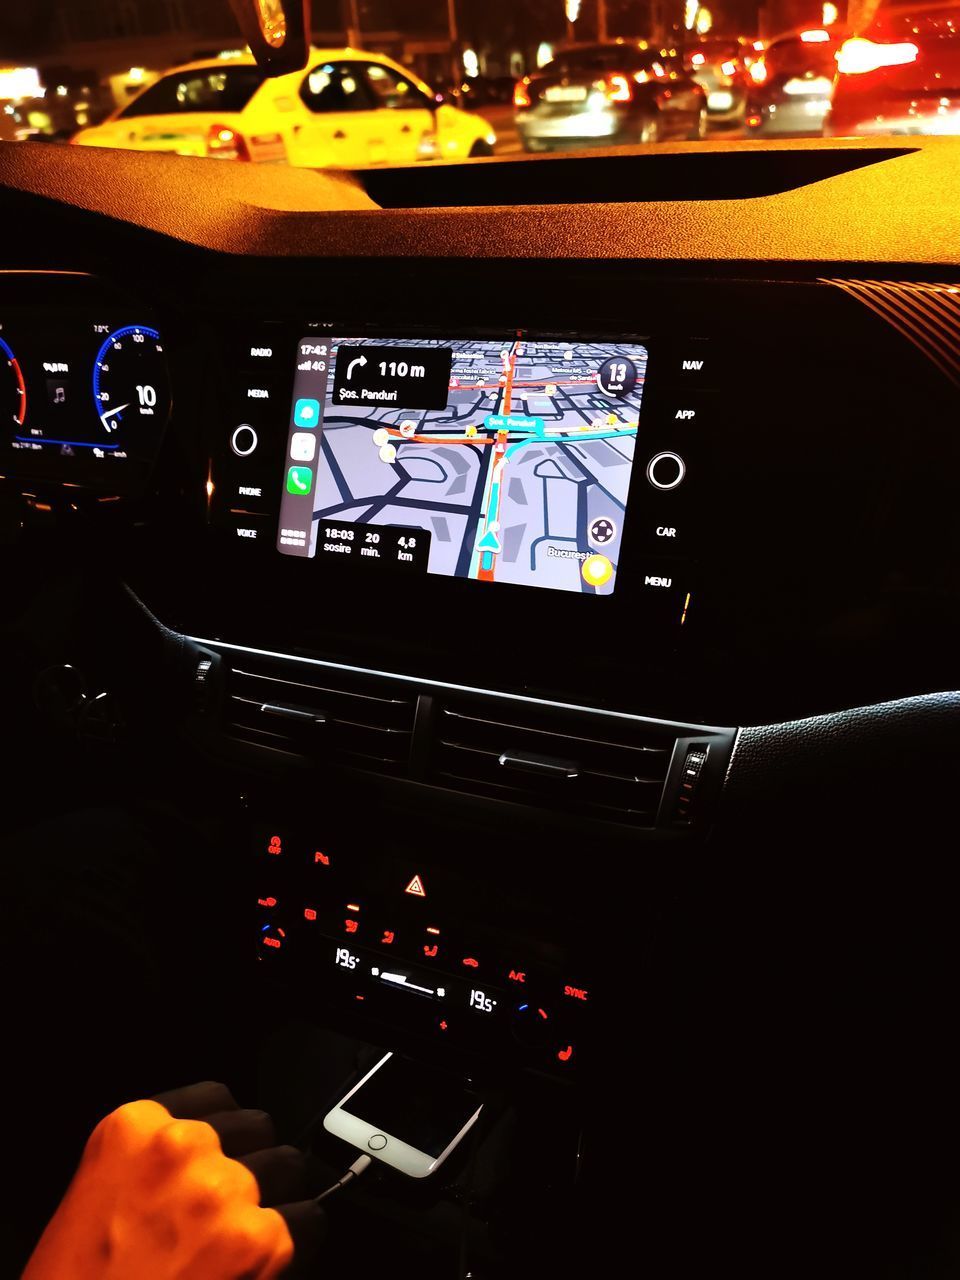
[749,59,768,84]
[207,123,250,160]
[603,73,633,103]
[721,59,737,76]
[835,37,920,75]
[513,78,532,108]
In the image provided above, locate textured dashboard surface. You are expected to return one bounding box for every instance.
[3,136,960,266]
[726,690,960,799]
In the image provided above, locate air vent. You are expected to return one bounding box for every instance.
[430,697,677,826]
[225,658,416,775]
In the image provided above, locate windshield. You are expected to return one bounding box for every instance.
[544,45,671,73]
[118,67,267,118]
[763,36,841,77]
[2,0,959,153]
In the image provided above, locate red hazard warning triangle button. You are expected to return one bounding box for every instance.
[404,874,427,898]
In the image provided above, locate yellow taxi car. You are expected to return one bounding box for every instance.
[72,49,496,166]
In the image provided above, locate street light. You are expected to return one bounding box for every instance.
[565,0,581,43]
[342,0,361,47]
[447,0,460,99]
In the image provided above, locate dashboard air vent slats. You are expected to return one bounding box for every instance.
[226,662,415,775]
[430,700,676,826]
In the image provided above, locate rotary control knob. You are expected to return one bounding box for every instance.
[646,452,686,491]
[259,920,287,956]
[512,1000,553,1047]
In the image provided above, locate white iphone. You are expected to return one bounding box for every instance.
[323,1052,483,1179]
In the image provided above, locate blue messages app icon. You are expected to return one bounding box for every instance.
[294,398,321,428]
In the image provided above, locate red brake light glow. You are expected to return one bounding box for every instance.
[835,36,920,74]
[513,78,532,107]
[207,123,250,160]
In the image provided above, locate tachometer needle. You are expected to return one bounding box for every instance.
[99,403,129,432]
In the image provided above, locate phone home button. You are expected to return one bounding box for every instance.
[367,1134,388,1151]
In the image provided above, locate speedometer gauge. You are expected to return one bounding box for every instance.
[0,335,26,432]
[93,326,170,436]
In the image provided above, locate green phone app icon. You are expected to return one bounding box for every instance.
[286,465,313,495]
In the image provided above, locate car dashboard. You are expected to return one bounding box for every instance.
[4,134,960,1277]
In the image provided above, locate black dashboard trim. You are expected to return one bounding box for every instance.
[186,633,736,737]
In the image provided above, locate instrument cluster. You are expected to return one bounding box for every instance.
[0,274,171,487]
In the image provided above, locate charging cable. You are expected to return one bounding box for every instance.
[313,1153,373,1203]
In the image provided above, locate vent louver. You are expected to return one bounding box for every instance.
[429,697,677,826]
[226,658,415,776]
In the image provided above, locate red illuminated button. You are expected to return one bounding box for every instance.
[263,937,281,949]
[380,930,396,946]
[314,851,330,866]
[563,985,590,1003]
[267,835,283,856]
[257,896,277,908]
[405,874,427,898]
[557,1044,574,1063]
[304,908,317,921]
[423,944,439,958]
[344,919,359,934]
[508,970,527,984]
[462,957,480,969]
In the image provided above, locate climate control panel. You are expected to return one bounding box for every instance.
[253,825,593,1076]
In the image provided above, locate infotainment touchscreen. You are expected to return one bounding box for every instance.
[276,335,647,596]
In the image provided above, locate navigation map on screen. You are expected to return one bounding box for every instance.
[277,335,647,596]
